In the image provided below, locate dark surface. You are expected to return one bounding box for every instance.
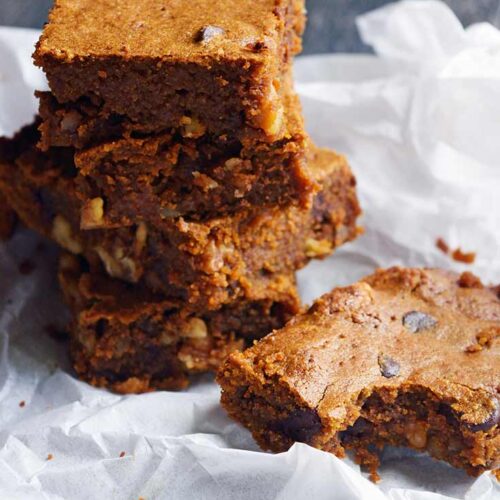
[0,0,499,54]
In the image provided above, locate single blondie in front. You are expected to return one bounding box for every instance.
[59,254,300,393]
[218,268,500,479]
[0,122,361,310]
[34,0,305,141]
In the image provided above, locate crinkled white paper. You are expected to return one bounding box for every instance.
[1,2,499,499]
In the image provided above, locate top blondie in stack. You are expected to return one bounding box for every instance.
[0,0,361,392]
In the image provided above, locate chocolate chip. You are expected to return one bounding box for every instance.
[402,311,437,333]
[276,408,322,443]
[465,401,500,433]
[244,39,269,52]
[339,418,372,445]
[18,259,35,275]
[195,26,225,44]
[438,403,458,425]
[378,354,400,378]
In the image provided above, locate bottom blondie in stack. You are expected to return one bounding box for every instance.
[0,123,361,392]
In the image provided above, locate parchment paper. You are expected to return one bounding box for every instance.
[0,2,499,499]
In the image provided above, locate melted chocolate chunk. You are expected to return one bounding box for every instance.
[277,408,322,443]
[465,401,500,433]
[402,311,437,333]
[340,417,372,445]
[195,26,225,44]
[377,354,400,378]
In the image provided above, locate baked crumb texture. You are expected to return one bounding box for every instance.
[0,123,360,311]
[218,268,500,479]
[59,253,300,393]
[36,89,314,223]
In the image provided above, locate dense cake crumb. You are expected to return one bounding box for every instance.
[0,122,361,311]
[218,267,500,479]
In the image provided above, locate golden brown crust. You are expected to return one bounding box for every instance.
[218,267,500,478]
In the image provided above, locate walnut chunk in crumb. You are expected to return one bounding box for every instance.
[259,83,284,136]
[192,172,219,191]
[52,215,82,254]
[81,197,104,229]
[134,222,148,254]
[305,238,333,258]
[182,318,208,339]
[95,246,139,283]
[180,116,206,138]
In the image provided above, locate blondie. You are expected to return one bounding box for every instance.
[34,0,305,141]
[60,253,300,393]
[0,122,361,310]
[218,268,500,479]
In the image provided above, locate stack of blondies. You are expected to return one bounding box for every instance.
[0,0,360,392]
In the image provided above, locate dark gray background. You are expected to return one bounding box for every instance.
[1,0,499,54]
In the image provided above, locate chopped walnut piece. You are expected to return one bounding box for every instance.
[95,246,139,282]
[60,109,81,133]
[52,215,82,254]
[192,172,219,191]
[182,318,208,339]
[178,353,196,370]
[305,238,333,258]
[260,83,284,136]
[81,197,105,229]
[224,158,243,170]
[180,116,206,138]
[134,222,148,254]
[405,421,428,449]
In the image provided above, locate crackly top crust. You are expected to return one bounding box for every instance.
[35,0,304,62]
[230,268,500,430]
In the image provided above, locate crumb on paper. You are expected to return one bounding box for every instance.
[435,238,476,264]
[19,400,25,408]
[47,454,53,461]
[452,248,476,264]
[435,237,449,254]
[119,451,126,458]
[18,259,35,275]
